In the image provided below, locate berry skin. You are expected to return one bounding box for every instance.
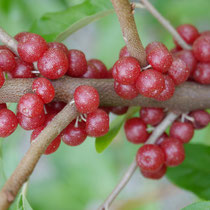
[110,106,128,115]
[9,58,34,78]
[17,93,44,118]
[136,144,165,172]
[17,33,48,63]
[112,57,141,85]
[32,78,55,104]
[154,75,175,101]
[0,109,18,137]
[74,85,99,114]
[45,101,66,114]
[140,107,164,126]
[160,137,185,167]
[62,120,87,146]
[89,59,108,78]
[146,44,173,73]
[193,35,210,62]
[0,103,7,110]
[67,49,87,77]
[114,81,138,100]
[140,164,167,180]
[17,110,45,130]
[38,48,68,79]
[193,63,210,84]
[14,32,30,42]
[155,132,169,145]
[0,49,16,72]
[168,57,190,85]
[189,110,210,129]
[175,24,199,47]
[201,31,210,36]
[119,46,130,58]
[0,70,5,88]
[124,117,149,144]
[170,121,194,143]
[145,42,166,55]
[48,42,69,55]
[86,109,109,137]
[82,62,100,79]
[31,126,61,155]
[136,69,165,98]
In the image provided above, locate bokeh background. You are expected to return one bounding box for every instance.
[0,0,210,209]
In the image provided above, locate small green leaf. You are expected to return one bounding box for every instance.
[182,201,210,210]
[167,144,210,200]
[30,0,113,42]
[17,194,33,210]
[95,107,139,153]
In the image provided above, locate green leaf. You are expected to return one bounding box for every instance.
[17,194,33,210]
[167,144,210,200]
[30,0,113,42]
[95,107,139,153]
[182,201,210,210]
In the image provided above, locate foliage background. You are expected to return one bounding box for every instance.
[0,0,210,209]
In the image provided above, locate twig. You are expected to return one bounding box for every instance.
[140,0,192,50]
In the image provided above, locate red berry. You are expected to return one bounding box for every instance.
[160,137,185,166]
[0,49,16,72]
[114,81,138,100]
[140,107,164,126]
[89,59,108,78]
[201,31,210,36]
[17,110,45,130]
[168,57,190,85]
[136,69,165,98]
[0,70,5,88]
[86,109,109,137]
[48,42,68,55]
[136,144,165,172]
[45,101,66,114]
[62,120,87,146]
[189,110,210,129]
[155,132,169,145]
[17,33,48,63]
[147,44,173,73]
[193,35,210,62]
[17,93,44,118]
[170,121,194,143]
[32,78,55,104]
[0,103,7,110]
[31,126,61,155]
[193,62,210,84]
[140,164,167,179]
[14,32,30,42]
[124,117,149,144]
[82,62,100,79]
[145,42,166,55]
[74,85,99,114]
[0,45,16,56]
[154,75,175,101]
[38,48,68,79]
[67,49,87,77]
[110,106,128,115]
[119,46,129,58]
[0,109,18,137]
[112,57,141,85]
[175,24,199,47]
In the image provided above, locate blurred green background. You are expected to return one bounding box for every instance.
[0,0,210,209]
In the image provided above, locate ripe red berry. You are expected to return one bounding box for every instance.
[170,121,194,143]
[112,57,141,85]
[160,137,185,166]
[136,144,165,172]
[146,42,166,55]
[0,45,16,56]
[0,49,16,72]
[17,93,44,118]
[74,85,99,114]
[14,32,30,42]
[86,109,109,137]
[110,106,128,115]
[48,42,68,55]
[201,31,210,36]
[136,69,165,98]
[62,120,87,146]
[31,126,61,155]
[175,24,199,47]
[146,44,173,73]
[193,35,210,62]
[119,46,129,58]
[38,48,68,79]
[0,70,5,88]
[0,109,18,137]
[45,101,66,114]
[89,59,108,78]
[140,107,164,126]
[67,49,87,77]
[124,117,149,144]
[155,132,169,145]
[154,75,175,101]
[17,33,48,63]
[140,164,167,180]
[17,110,45,130]
[168,57,190,85]
[114,81,138,100]
[32,78,55,104]
[82,62,100,79]
[193,63,210,84]
[0,103,7,110]
[189,110,210,129]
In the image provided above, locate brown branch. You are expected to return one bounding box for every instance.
[111,0,147,66]
[140,0,192,50]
